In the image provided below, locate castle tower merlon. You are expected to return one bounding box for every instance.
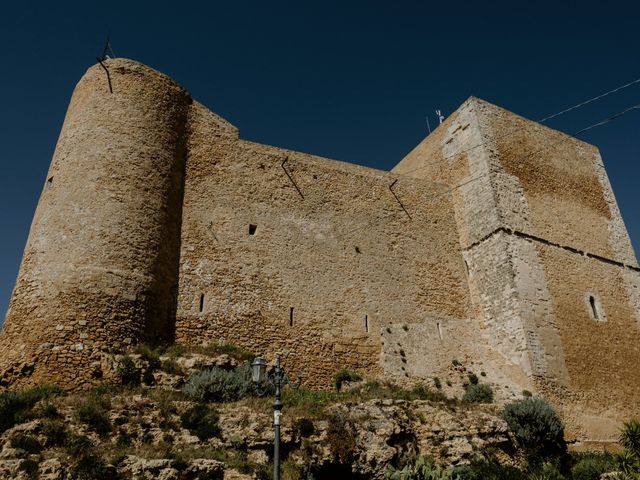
[0,58,192,389]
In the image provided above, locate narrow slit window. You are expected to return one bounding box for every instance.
[464,260,469,275]
[437,322,443,340]
[289,307,294,326]
[589,295,599,320]
[199,294,205,313]
[365,315,369,333]
[249,224,257,235]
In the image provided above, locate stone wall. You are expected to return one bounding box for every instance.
[175,102,472,388]
[394,97,640,441]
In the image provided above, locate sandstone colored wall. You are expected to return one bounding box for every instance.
[175,103,473,388]
[394,97,640,442]
[0,59,191,388]
[1,59,638,443]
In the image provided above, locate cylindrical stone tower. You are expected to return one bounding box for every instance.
[0,59,191,389]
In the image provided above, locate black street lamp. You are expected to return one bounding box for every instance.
[251,355,301,480]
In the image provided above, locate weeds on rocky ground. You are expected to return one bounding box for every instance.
[462,383,494,404]
[180,403,221,440]
[0,384,63,433]
[334,369,362,391]
[75,397,112,437]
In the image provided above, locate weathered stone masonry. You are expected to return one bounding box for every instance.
[1,58,638,443]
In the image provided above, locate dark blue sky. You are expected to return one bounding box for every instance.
[1,1,638,320]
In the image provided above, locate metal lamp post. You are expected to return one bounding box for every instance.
[251,355,301,480]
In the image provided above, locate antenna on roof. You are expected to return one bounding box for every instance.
[99,33,116,61]
[436,109,445,125]
[426,116,432,134]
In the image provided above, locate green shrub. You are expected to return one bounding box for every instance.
[412,383,447,402]
[467,372,479,385]
[162,344,188,358]
[33,400,60,419]
[334,369,362,391]
[117,355,141,386]
[180,404,221,440]
[620,419,640,459]
[433,377,442,389]
[451,459,525,480]
[502,397,566,461]
[116,428,134,447]
[452,359,461,367]
[77,400,112,436]
[462,383,493,403]
[571,452,616,480]
[65,434,93,456]
[523,390,533,397]
[385,456,452,480]
[528,461,566,480]
[18,458,39,478]
[0,384,63,433]
[70,453,113,480]
[134,344,161,370]
[295,417,315,438]
[41,419,67,446]
[91,384,116,396]
[161,359,184,375]
[11,433,42,454]
[182,363,253,402]
[203,343,256,362]
[615,449,640,475]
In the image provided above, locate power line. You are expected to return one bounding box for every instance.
[398,88,640,178]
[340,100,640,240]
[573,103,640,135]
[537,77,640,123]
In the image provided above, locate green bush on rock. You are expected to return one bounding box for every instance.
[502,397,566,462]
[182,363,253,402]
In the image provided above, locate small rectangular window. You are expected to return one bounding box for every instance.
[365,315,369,333]
[199,294,205,313]
[249,224,257,235]
[46,177,54,190]
[289,307,294,326]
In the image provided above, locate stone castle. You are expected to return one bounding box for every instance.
[0,58,638,443]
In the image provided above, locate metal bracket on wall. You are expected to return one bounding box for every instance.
[207,221,219,242]
[96,58,113,94]
[281,157,305,199]
[96,34,116,94]
[389,179,412,220]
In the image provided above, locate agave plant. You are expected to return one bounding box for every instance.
[615,450,640,476]
[384,456,453,480]
[620,419,640,459]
